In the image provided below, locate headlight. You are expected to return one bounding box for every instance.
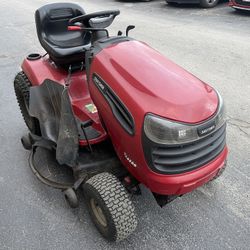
[214,91,226,129]
[144,91,226,145]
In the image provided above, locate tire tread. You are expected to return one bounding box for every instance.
[85,172,137,242]
[14,71,40,134]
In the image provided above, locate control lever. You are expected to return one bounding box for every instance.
[126,25,135,36]
[81,120,93,153]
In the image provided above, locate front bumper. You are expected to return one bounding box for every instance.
[166,0,200,3]
[145,146,228,195]
[229,0,250,10]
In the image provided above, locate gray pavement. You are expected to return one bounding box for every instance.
[0,0,250,249]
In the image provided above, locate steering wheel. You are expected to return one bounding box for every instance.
[69,10,120,29]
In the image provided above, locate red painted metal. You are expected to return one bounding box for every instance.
[90,41,218,124]
[22,39,228,196]
[89,40,227,195]
[229,0,250,10]
[21,56,107,146]
[68,26,82,31]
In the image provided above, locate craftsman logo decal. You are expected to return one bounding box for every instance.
[93,75,105,90]
[198,122,216,137]
[85,103,97,114]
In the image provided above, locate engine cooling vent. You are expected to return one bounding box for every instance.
[143,123,226,174]
[92,73,135,135]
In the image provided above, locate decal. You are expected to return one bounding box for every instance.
[85,103,97,114]
[198,122,216,136]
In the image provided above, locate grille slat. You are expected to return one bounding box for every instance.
[154,138,226,174]
[153,125,225,158]
[142,123,226,174]
[154,134,225,166]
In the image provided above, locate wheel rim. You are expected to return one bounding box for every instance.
[90,198,107,227]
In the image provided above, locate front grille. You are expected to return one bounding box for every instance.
[235,0,250,6]
[142,123,226,174]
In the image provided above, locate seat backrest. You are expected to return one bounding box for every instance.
[35,3,85,47]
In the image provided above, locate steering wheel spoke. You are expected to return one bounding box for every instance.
[69,10,120,29]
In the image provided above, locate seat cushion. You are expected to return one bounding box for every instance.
[35,3,91,66]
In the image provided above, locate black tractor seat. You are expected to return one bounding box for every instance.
[35,3,91,66]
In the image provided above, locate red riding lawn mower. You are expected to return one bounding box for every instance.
[14,3,228,242]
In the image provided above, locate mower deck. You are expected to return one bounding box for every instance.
[30,146,75,188]
[25,133,124,191]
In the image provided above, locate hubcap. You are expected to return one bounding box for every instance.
[90,198,107,227]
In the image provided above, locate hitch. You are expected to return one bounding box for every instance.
[126,25,135,36]
[122,175,141,195]
[153,193,179,207]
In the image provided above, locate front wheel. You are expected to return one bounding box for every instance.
[63,188,79,208]
[200,0,219,8]
[83,172,137,242]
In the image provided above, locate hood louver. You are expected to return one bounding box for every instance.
[92,73,135,135]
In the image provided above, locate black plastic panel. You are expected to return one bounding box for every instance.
[142,123,226,174]
[92,73,135,135]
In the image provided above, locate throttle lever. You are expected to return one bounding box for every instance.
[126,25,135,36]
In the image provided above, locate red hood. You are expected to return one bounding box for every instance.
[94,40,218,124]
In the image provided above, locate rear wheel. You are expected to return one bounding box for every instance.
[200,0,219,8]
[83,172,137,242]
[14,72,40,135]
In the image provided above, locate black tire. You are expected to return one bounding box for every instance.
[63,188,79,208]
[200,0,219,8]
[14,72,40,135]
[83,172,137,242]
[166,1,178,6]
